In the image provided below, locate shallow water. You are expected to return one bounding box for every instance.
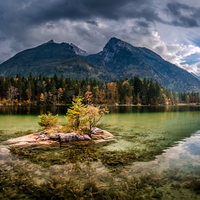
[1,105,200,199]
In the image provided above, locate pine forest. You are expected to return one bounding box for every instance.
[0,73,199,105]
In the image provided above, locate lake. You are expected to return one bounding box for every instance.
[1,105,200,199]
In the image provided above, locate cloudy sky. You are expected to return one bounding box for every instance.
[1,0,200,75]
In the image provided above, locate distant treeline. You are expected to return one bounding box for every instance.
[0,73,199,105]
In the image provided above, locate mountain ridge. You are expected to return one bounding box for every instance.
[86,37,200,92]
[0,37,200,92]
[0,41,111,81]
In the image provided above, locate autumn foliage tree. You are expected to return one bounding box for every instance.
[84,91,109,129]
[40,93,45,103]
[6,86,19,104]
[86,105,109,129]
[58,88,64,104]
[85,90,93,104]
[66,96,109,130]
[65,96,87,129]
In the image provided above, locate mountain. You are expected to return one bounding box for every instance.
[0,40,110,80]
[191,72,200,81]
[87,37,200,92]
[70,43,88,56]
[0,37,200,92]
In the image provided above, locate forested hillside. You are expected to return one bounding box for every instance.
[0,74,199,105]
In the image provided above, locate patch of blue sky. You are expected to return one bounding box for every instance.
[191,37,200,48]
[181,53,200,65]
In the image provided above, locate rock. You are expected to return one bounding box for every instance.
[34,131,48,135]
[92,130,115,143]
[92,127,104,134]
[37,133,49,141]
[3,127,113,147]
[82,135,91,141]
[34,131,43,135]
[92,135,103,140]
[40,135,49,141]
[51,133,91,142]
[0,147,11,160]
[4,134,39,146]
[49,135,60,140]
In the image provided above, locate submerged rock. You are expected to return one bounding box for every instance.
[0,147,11,160]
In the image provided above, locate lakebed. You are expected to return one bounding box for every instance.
[1,105,200,199]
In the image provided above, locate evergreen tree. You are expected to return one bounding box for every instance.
[51,79,57,95]
[65,96,87,129]
[0,77,5,100]
[26,81,32,100]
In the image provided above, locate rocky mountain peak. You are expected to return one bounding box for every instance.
[70,43,88,56]
[104,37,124,50]
[41,39,55,46]
[47,39,54,43]
[101,37,133,61]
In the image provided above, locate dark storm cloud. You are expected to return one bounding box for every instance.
[136,21,150,28]
[0,0,161,62]
[86,21,98,26]
[23,0,160,23]
[1,0,200,68]
[0,0,160,43]
[197,63,200,71]
[165,2,200,27]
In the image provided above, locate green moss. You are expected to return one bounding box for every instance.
[1,158,198,200]
[184,178,200,194]
[99,150,138,173]
[9,144,99,168]
[9,139,174,175]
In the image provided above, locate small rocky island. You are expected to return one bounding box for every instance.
[4,97,114,147]
[5,127,114,147]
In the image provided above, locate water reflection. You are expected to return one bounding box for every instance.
[107,105,200,113]
[1,105,200,115]
[0,105,69,115]
[139,131,200,173]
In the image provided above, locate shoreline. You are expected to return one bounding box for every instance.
[0,103,199,107]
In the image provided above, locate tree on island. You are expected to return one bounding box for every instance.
[38,96,109,135]
[38,112,59,130]
[65,96,87,129]
[86,105,109,129]
[66,96,109,130]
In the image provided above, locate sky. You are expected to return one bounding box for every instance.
[1,0,200,75]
